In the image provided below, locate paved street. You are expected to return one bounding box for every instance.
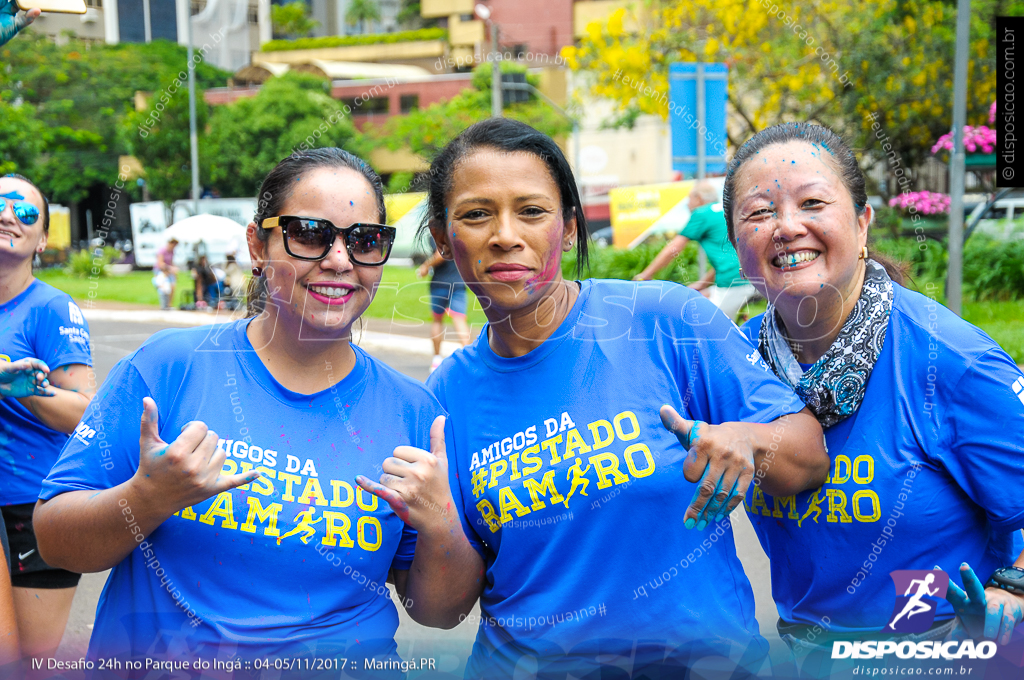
[52,316,780,673]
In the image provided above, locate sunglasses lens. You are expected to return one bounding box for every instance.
[347,226,392,264]
[283,218,332,258]
[13,203,39,226]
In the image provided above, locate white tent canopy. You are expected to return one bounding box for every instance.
[165,215,251,267]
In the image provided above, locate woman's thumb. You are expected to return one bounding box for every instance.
[139,397,165,449]
[429,415,447,459]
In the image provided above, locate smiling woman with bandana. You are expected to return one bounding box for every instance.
[726,123,1024,671]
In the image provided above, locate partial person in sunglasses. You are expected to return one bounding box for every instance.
[33,150,460,672]
[0,174,93,665]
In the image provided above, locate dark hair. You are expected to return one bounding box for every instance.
[721,122,906,285]
[247,148,386,316]
[423,118,589,274]
[3,173,50,235]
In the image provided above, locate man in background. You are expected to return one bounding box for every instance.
[634,181,757,321]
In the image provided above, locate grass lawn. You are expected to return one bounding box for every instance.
[34,266,487,325]
[35,266,1022,363]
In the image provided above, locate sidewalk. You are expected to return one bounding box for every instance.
[80,300,470,358]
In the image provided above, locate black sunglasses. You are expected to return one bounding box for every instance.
[261,216,397,266]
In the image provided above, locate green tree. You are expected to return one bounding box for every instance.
[0,34,230,203]
[396,0,439,29]
[272,2,319,38]
[346,0,381,34]
[203,72,371,198]
[120,86,210,202]
[0,97,44,176]
[374,63,573,161]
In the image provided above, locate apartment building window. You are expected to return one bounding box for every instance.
[340,97,390,115]
[400,94,419,114]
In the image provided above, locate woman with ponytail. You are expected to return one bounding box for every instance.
[33,150,463,671]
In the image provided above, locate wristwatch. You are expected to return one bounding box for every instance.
[986,566,1024,594]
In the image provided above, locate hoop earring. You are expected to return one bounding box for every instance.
[252,266,263,276]
[859,246,869,260]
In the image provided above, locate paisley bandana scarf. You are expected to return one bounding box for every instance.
[758,259,894,428]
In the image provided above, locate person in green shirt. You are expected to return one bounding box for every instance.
[634,181,758,320]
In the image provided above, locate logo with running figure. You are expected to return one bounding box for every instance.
[885,570,949,633]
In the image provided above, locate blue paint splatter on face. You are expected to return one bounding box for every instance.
[0,191,25,200]
[349,200,354,206]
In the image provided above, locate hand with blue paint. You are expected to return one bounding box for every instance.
[945,562,1024,644]
[0,357,55,399]
[0,0,39,47]
[132,396,260,515]
[660,404,755,530]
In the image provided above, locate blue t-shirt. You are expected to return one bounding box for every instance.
[427,279,807,678]
[742,285,1024,632]
[0,279,91,505]
[41,319,443,664]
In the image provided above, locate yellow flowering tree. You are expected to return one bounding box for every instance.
[564,0,1001,194]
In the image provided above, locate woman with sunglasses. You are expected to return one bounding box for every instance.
[0,174,94,662]
[33,150,457,670]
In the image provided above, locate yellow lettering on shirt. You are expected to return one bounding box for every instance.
[298,477,329,506]
[498,486,531,523]
[613,411,641,441]
[772,495,800,519]
[522,471,566,510]
[477,499,502,533]
[240,497,282,537]
[826,489,853,523]
[564,429,592,458]
[278,472,302,502]
[251,467,276,496]
[852,489,881,522]
[509,452,522,481]
[356,487,379,511]
[330,480,354,507]
[587,419,615,450]
[832,455,851,484]
[749,486,771,517]
[588,452,629,489]
[321,511,354,547]
[624,443,656,478]
[541,435,563,466]
[357,516,383,551]
[520,445,543,475]
[852,455,874,484]
[488,460,508,488]
[199,492,239,530]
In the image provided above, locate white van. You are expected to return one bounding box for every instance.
[968,197,1024,240]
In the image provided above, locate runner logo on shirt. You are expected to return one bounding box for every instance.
[884,569,949,633]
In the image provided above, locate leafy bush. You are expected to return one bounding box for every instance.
[562,242,701,283]
[873,236,1024,300]
[262,28,448,52]
[64,246,121,278]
